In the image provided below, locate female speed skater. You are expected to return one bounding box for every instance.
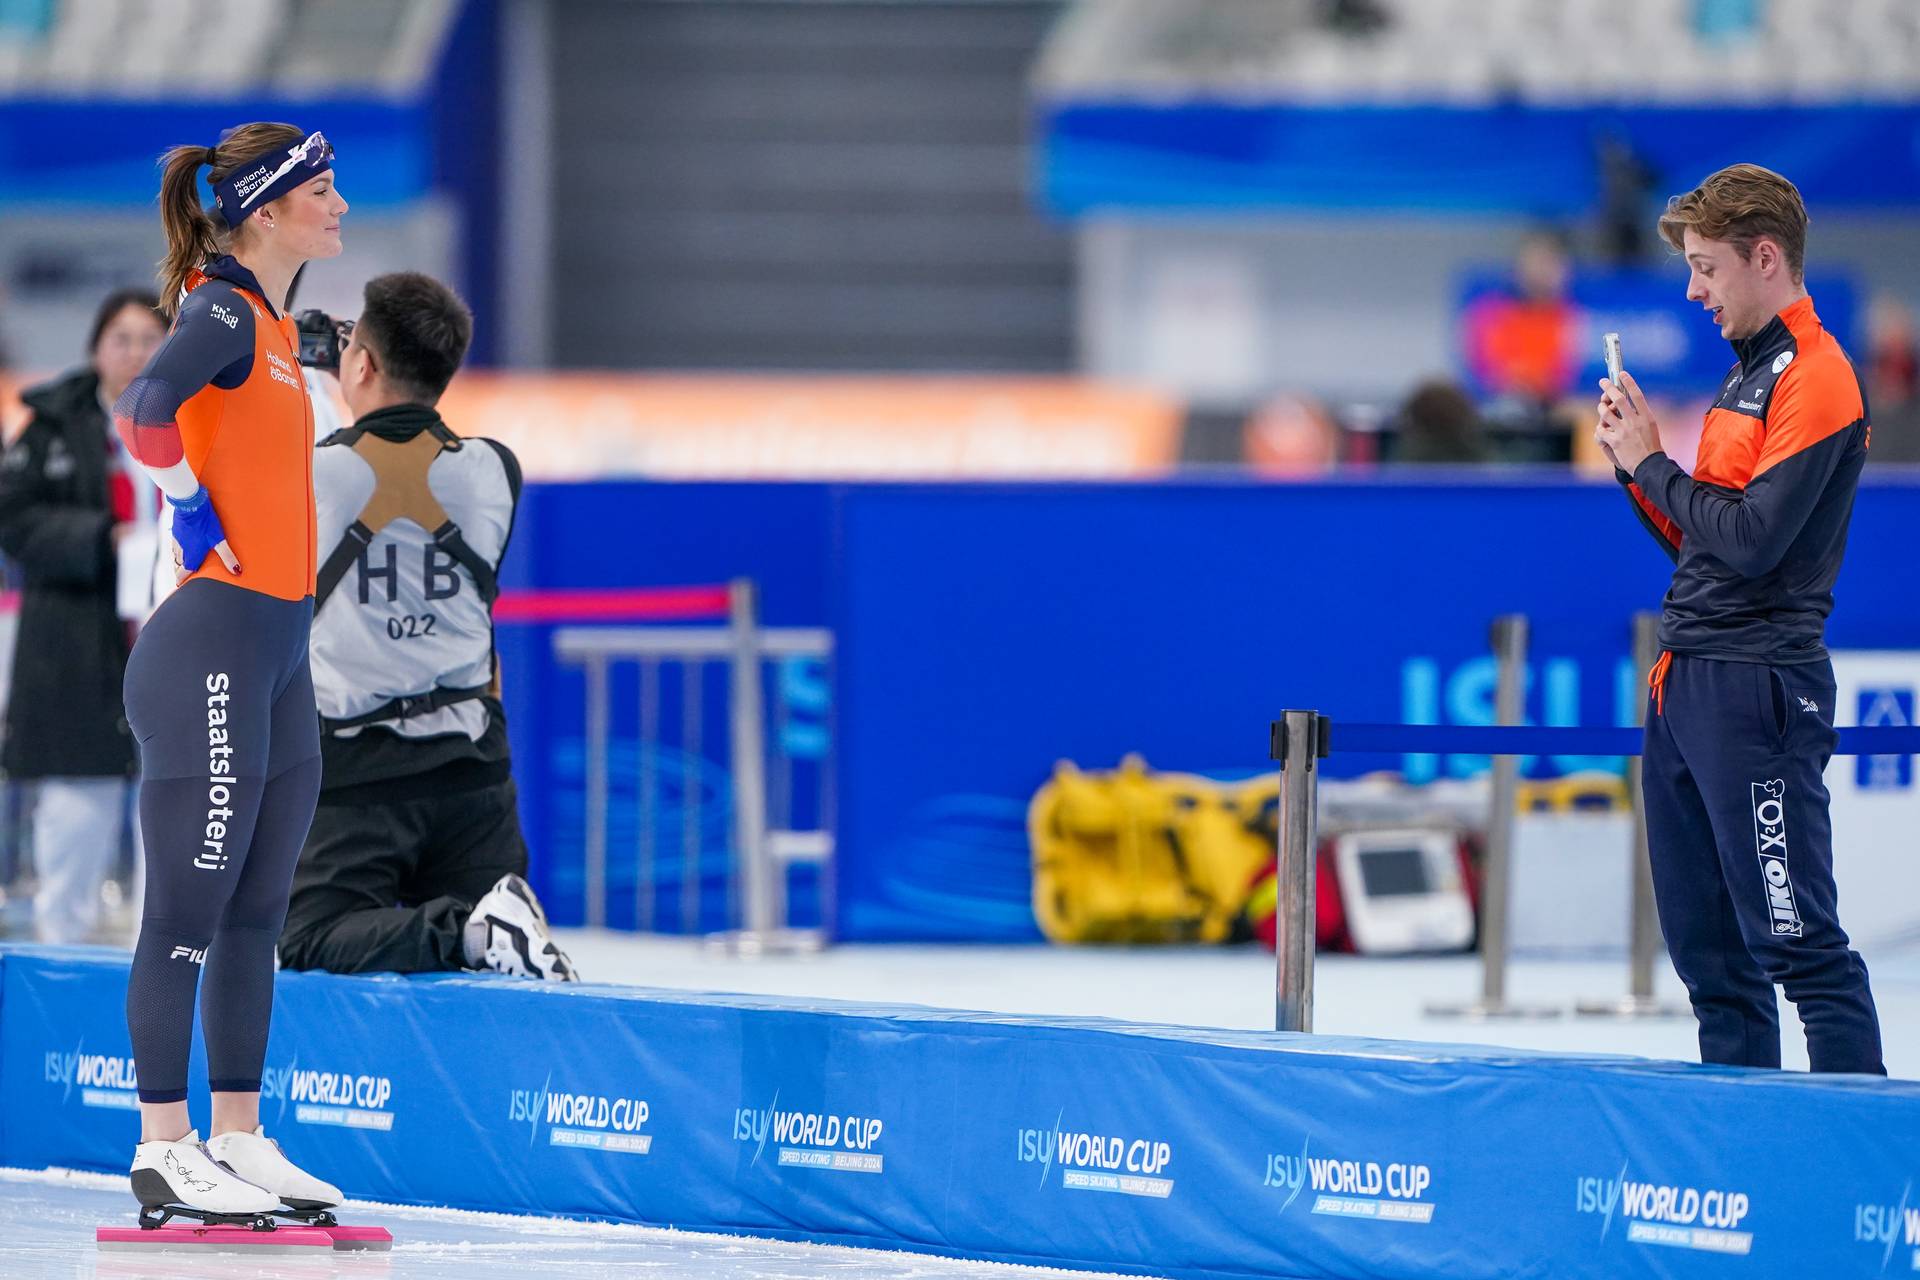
[114,122,346,1226]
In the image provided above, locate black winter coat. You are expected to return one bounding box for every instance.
[0,368,136,778]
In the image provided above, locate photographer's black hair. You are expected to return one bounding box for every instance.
[357,272,473,404]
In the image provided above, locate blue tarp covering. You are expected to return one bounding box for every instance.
[4,944,1916,1277]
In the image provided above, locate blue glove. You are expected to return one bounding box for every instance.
[167,485,240,575]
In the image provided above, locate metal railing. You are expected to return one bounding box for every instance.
[554,579,834,953]
[1269,618,1920,1034]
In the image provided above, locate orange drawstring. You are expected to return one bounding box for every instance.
[1648,650,1673,717]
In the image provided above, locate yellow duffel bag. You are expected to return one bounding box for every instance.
[1029,755,1271,944]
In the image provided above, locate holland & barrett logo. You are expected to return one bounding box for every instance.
[1853,1181,1920,1273]
[262,1056,395,1131]
[508,1072,653,1156]
[1575,1163,1752,1256]
[44,1041,139,1110]
[1262,1136,1435,1224]
[1015,1109,1174,1199]
[733,1090,886,1174]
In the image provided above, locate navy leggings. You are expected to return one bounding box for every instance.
[1644,653,1884,1074]
[124,579,320,1103]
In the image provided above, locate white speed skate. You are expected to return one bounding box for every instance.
[463,873,580,982]
[205,1126,341,1212]
[129,1130,278,1227]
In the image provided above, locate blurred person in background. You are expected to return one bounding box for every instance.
[1243,393,1338,474]
[0,287,164,943]
[1463,226,1584,462]
[1391,380,1492,464]
[276,272,575,983]
[1865,293,1920,463]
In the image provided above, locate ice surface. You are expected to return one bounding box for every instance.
[553,931,1920,1076]
[0,1168,1151,1280]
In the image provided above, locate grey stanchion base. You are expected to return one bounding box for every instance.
[1422,999,1564,1020]
[1573,995,1692,1018]
[704,928,829,958]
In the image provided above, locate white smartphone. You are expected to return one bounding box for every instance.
[1603,331,1624,386]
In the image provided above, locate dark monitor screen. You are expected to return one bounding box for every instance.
[1358,846,1431,898]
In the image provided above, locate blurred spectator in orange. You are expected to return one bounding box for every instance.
[1866,293,1920,463]
[1392,380,1491,464]
[0,287,165,943]
[1464,228,1579,403]
[1244,393,1338,474]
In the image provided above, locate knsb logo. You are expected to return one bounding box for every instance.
[733,1090,886,1175]
[262,1057,395,1132]
[1262,1136,1435,1225]
[1852,1180,1920,1274]
[1750,780,1803,937]
[43,1041,139,1111]
[1015,1109,1174,1200]
[507,1073,652,1157]
[1575,1163,1752,1256]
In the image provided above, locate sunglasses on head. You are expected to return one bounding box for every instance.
[236,131,334,211]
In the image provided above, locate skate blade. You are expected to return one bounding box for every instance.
[96,1222,335,1252]
[318,1224,394,1251]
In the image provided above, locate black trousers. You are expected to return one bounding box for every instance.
[1644,653,1884,1074]
[124,580,320,1102]
[277,777,527,974]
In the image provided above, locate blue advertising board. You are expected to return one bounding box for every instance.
[5,945,1917,1279]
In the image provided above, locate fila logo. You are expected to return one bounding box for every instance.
[169,946,206,965]
[1750,780,1803,937]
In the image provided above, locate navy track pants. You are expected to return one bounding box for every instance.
[123,579,320,1103]
[1644,653,1884,1074]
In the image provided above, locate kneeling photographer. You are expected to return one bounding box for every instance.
[278,273,576,981]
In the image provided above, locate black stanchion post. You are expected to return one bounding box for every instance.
[1270,711,1328,1032]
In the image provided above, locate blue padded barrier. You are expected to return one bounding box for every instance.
[4,944,1918,1278]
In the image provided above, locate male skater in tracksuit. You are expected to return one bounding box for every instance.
[1595,163,1883,1075]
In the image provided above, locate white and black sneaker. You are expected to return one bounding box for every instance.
[463,874,579,982]
[130,1131,279,1218]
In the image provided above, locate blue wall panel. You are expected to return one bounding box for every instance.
[495,475,1920,941]
[495,481,836,926]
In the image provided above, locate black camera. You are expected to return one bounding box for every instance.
[295,309,352,374]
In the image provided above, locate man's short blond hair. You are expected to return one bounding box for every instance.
[1658,163,1809,282]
